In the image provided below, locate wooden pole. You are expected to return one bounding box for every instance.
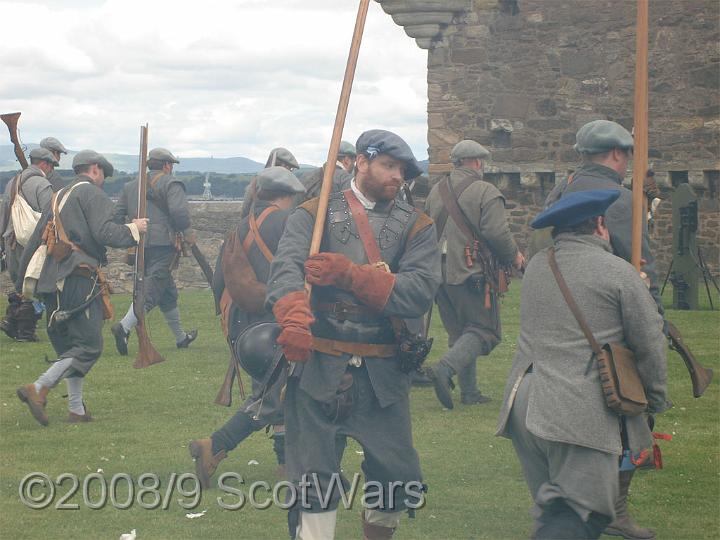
[631,0,649,271]
[308,0,371,258]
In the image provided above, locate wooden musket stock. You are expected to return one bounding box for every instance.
[133,124,165,369]
[1,112,29,169]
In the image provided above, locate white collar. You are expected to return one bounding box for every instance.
[336,161,347,172]
[350,178,375,210]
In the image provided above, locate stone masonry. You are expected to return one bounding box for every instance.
[377,0,719,279]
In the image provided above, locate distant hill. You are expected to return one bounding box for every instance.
[1,145,429,175]
[0,145,266,174]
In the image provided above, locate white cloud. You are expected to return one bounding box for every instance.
[0,0,429,165]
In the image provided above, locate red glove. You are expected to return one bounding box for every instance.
[272,290,314,362]
[305,253,396,310]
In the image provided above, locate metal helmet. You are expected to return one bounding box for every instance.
[234,322,283,381]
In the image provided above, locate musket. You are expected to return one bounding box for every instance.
[133,124,165,369]
[1,112,28,170]
[174,231,214,287]
[666,321,713,398]
[214,337,246,407]
[190,243,214,287]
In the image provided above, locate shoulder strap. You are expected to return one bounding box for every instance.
[547,248,602,355]
[149,172,164,189]
[344,189,382,264]
[146,172,169,215]
[299,196,320,218]
[242,205,279,263]
[52,181,90,253]
[8,173,20,207]
[436,176,475,241]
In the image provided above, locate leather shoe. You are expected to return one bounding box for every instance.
[68,409,93,423]
[461,393,492,405]
[428,364,455,409]
[16,384,49,426]
[177,329,198,349]
[111,323,129,356]
[189,438,226,489]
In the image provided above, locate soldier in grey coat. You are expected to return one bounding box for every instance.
[266,130,440,539]
[189,166,307,488]
[111,147,197,353]
[496,189,670,539]
[15,150,147,425]
[542,120,664,539]
[424,140,524,408]
[40,137,69,192]
[0,148,56,341]
[544,120,662,314]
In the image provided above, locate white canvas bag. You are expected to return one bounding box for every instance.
[10,175,42,246]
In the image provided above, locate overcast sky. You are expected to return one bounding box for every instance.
[0,0,429,165]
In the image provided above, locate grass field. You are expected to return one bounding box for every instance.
[0,286,718,539]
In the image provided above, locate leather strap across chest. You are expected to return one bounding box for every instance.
[342,188,404,338]
[343,189,383,264]
[548,247,602,355]
[51,182,90,259]
[242,205,279,263]
[437,177,476,244]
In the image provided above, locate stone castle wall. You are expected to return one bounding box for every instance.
[0,195,715,298]
[109,187,719,292]
[378,0,719,278]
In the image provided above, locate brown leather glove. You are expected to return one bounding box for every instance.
[305,253,395,310]
[272,290,314,362]
[304,253,354,288]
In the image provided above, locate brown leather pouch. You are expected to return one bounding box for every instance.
[322,372,354,423]
[598,343,648,416]
[49,238,72,262]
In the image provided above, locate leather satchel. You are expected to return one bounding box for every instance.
[548,248,648,416]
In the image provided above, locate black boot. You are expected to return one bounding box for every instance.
[15,301,40,342]
[0,292,22,339]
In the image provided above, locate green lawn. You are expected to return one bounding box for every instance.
[0,286,718,539]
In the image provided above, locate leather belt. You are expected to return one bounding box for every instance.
[315,301,379,318]
[312,337,396,358]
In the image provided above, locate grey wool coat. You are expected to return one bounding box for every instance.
[496,234,670,455]
[545,162,662,311]
[266,194,441,408]
[425,166,518,285]
[114,172,190,247]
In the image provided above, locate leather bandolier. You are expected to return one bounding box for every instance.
[306,191,422,357]
[44,184,114,320]
[435,176,509,308]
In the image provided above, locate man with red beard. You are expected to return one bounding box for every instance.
[266,130,441,539]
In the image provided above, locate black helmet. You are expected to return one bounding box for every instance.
[234,322,282,381]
